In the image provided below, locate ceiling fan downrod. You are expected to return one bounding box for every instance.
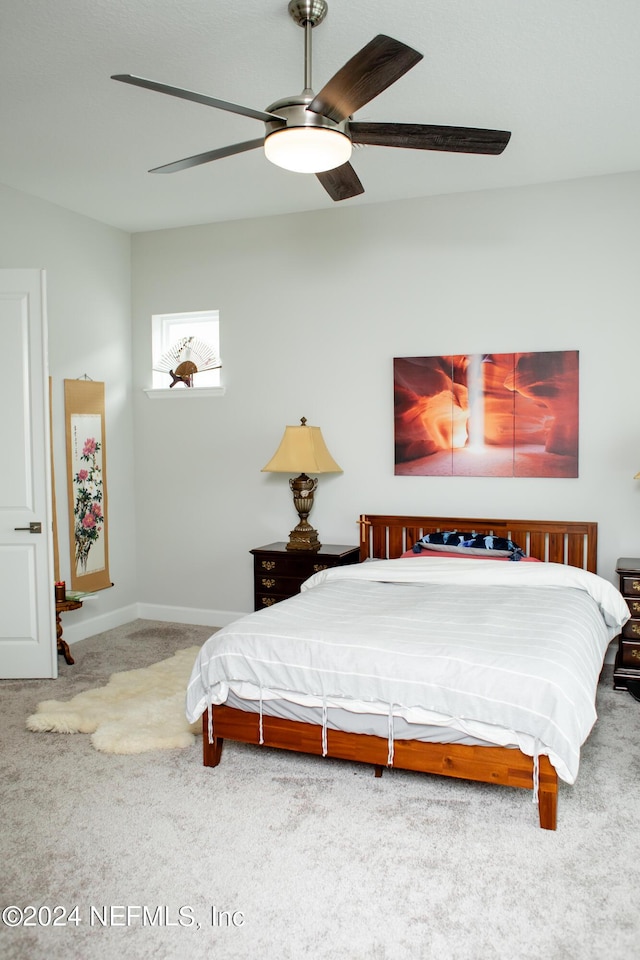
[288,0,328,93]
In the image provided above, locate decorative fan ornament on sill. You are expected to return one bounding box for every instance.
[111,0,511,203]
[154,336,221,388]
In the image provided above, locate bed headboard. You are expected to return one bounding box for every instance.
[359,514,597,573]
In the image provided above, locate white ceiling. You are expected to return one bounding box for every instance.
[2,0,639,234]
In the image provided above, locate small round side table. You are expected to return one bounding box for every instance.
[55,598,83,665]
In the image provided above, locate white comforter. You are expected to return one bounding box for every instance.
[186,558,628,783]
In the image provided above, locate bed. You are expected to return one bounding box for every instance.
[186,515,628,830]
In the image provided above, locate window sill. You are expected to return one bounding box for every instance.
[144,386,226,399]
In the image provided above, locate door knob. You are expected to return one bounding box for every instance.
[14,522,42,533]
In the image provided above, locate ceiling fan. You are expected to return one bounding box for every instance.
[112,0,511,202]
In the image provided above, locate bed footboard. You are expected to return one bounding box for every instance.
[202,707,558,829]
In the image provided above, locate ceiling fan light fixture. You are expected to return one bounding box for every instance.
[264,126,352,173]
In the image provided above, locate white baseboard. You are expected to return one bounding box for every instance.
[63,602,246,646]
[135,602,246,629]
[62,603,139,647]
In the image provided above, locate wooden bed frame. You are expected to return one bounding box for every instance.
[202,514,598,830]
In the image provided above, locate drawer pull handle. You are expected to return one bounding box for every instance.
[631,602,640,614]
[632,623,640,636]
[261,578,276,589]
[632,650,640,660]
[313,563,328,572]
[261,597,276,607]
[632,581,640,592]
[261,560,276,571]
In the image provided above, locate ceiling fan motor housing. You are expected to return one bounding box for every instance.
[264,94,349,138]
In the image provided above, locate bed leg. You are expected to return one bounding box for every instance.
[538,788,557,830]
[537,759,558,830]
[373,764,384,778]
[201,713,223,767]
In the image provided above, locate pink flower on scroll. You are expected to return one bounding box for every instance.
[73,437,103,573]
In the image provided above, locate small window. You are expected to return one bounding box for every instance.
[151,310,221,390]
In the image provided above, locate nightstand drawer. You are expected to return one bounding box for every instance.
[254,554,303,576]
[621,618,640,641]
[254,554,335,578]
[620,639,640,667]
[625,597,640,617]
[255,593,291,609]
[619,575,640,597]
[255,574,303,595]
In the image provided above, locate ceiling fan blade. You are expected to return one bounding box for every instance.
[111,74,284,124]
[149,138,264,174]
[350,122,511,155]
[316,162,365,201]
[307,35,423,124]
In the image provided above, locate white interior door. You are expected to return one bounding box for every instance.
[0,269,56,678]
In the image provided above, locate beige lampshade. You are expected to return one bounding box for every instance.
[262,418,342,474]
[635,471,640,479]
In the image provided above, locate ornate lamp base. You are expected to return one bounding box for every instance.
[287,520,321,551]
[286,473,321,551]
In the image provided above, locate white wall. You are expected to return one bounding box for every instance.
[132,171,640,621]
[0,182,136,641]
[5,170,637,644]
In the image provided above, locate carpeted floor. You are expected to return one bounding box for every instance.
[1,619,640,960]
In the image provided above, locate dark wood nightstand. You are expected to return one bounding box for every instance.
[613,558,640,691]
[250,542,360,611]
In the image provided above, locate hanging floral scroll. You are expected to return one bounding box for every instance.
[64,379,111,592]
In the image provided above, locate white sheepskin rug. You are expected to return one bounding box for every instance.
[26,646,201,754]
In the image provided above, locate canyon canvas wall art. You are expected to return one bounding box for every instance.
[394,351,579,478]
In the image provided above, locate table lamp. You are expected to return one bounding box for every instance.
[262,417,342,551]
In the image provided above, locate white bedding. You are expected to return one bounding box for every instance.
[186,558,628,783]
